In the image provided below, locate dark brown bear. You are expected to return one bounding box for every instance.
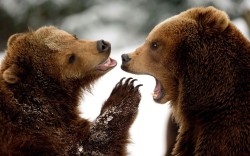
[0,26,142,156]
[121,6,250,156]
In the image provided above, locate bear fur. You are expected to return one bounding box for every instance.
[121,6,250,156]
[0,26,142,155]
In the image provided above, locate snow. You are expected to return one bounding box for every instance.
[0,0,45,19]
[60,1,147,51]
[0,52,4,62]
[239,0,250,12]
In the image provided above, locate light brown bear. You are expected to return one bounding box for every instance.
[121,6,250,156]
[0,26,142,155]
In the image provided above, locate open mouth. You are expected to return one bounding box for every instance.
[96,57,117,71]
[152,78,164,101]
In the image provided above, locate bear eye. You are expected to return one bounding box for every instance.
[151,42,158,50]
[73,34,78,39]
[68,54,76,64]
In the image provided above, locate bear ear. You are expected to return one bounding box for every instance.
[2,64,23,84]
[193,6,230,36]
[7,33,25,48]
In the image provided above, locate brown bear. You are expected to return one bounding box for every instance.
[0,26,142,155]
[121,6,250,156]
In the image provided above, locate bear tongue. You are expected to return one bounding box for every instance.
[97,57,117,71]
[152,78,162,100]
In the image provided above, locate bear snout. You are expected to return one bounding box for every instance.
[97,40,111,53]
[121,54,131,65]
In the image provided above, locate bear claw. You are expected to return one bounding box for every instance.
[135,84,143,90]
[112,77,142,95]
[124,77,133,85]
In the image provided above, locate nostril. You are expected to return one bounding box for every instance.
[97,40,111,53]
[121,54,131,64]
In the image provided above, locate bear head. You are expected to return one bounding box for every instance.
[121,7,232,104]
[1,26,117,88]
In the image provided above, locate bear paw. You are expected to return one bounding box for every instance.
[101,77,142,114]
[80,78,142,155]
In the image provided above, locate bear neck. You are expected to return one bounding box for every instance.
[179,28,250,122]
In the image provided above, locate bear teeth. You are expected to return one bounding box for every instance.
[153,78,162,100]
[152,93,158,99]
[96,57,117,71]
[103,58,111,65]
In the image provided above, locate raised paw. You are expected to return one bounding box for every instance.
[100,77,142,114]
[110,77,142,105]
[85,78,143,154]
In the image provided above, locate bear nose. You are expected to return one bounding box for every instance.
[97,40,111,53]
[121,54,131,64]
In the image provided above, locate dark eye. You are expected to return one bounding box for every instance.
[73,34,78,39]
[151,42,158,50]
[68,54,75,64]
